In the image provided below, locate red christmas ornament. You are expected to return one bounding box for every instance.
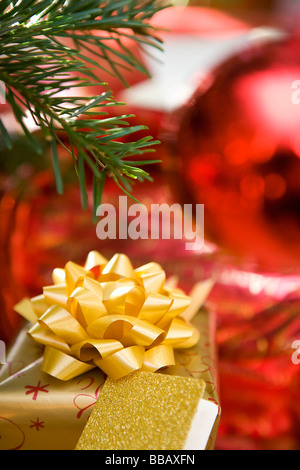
[165,34,300,273]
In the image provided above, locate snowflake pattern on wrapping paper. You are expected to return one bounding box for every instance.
[29,417,44,431]
[24,381,49,400]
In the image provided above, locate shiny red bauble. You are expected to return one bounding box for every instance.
[166,34,300,273]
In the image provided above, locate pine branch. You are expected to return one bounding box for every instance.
[0,0,169,216]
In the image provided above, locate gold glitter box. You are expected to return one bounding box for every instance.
[76,370,219,450]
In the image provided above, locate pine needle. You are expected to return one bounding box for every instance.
[0,0,169,210]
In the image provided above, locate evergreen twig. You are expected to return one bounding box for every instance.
[0,0,168,210]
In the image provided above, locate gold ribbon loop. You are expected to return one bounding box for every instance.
[43,284,68,308]
[65,261,93,296]
[52,267,66,285]
[28,322,72,354]
[100,279,136,301]
[137,271,166,294]
[162,317,194,345]
[84,250,108,270]
[104,285,145,317]
[122,318,165,348]
[101,253,134,278]
[156,293,191,330]
[31,294,50,318]
[142,345,176,373]
[15,251,202,381]
[75,275,104,297]
[14,297,38,323]
[38,305,89,345]
[70,339,123,362]
[87,314,134,340]
[138,293,173,324]
[174,325,201,350]
[42,346,95,381]
[94,345,144,381]
[67,286,107,328]
[134,261,163,275]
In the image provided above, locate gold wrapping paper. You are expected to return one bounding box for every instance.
[0,326,106,450]
[75,371,206,450]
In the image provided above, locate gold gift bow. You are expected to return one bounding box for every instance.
[14,251,212,382]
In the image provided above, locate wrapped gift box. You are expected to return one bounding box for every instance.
[0,251,220,450]
[0,308,219,450]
